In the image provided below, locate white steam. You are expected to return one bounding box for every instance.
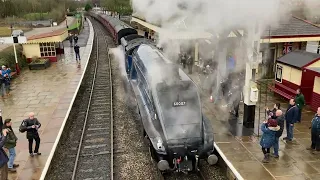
[130,0,320,123]
[109,46,126,77]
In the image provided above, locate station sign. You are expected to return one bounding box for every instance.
[0,36,27,44]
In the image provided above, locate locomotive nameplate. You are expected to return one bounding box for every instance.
[173,101,186,107]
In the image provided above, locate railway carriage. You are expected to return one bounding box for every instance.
[89,12,218,173]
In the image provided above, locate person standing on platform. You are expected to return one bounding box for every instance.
[1,65,11,96]
[273,110,284,158]
[295,89,305,123]
[180,52,186,69]
[186,54,193,74]
[3,119,18,172]
[73,34,79,44]
[0,129,9,179]
[283,99,299,141]
[266,103,280,120]
[307,107,320,154]
[19,112,41,157]
[260,119,280,163]
[69,33,73,46]
[74,44,81,63]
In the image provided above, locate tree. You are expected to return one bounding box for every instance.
[85,3,92,11]
[102,0,132,16]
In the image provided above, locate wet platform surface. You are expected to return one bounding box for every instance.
[1,20,93,180]
[186,68,320,180]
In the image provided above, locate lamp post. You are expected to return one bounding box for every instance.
[13,43,20,75]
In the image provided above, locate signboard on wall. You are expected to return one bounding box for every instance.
[0,36,27,44]
[306,41,319,54]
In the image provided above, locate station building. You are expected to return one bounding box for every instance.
[23,29,68,62]
[271,51,320,103]
[260,16,320,77]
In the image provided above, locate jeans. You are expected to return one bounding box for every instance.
[7,148,16,168]
[75,52,81,60]
[28,136,40,154]
[273,137,279,155]
[286,122,294,140]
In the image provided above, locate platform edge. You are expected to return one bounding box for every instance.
[39,18,95,180]
[214,142,244,180]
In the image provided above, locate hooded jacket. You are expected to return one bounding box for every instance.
[3,125,17,149]
[260,123,280,148]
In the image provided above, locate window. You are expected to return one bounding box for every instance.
[275,65,283,83]
[40,42,56,57]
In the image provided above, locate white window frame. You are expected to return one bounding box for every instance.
[275,65,283,83]
[40,42,56,57]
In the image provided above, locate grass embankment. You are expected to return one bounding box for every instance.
[0,27,31,36]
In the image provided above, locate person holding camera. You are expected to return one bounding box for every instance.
[19,112,41,157]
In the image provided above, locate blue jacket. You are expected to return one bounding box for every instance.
[1,69,11,78]
[285,105,299,124]
[260,123,280,148]
[0,135,8,168]
[311,114,320,132]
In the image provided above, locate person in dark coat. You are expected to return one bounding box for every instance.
[73,34,79,44]
[283,99,299,141]
[0,129,9,179]
[74,44,81,62]
[19,112,41,157]
[273,110,284,158]
[180,52,186,69]
[260,119,280,163]
[307,107,320,154]
[68,33,73,46]
[294,88,305,123]
[3,119,18,172]
[186,54,193,74]
[266,103,280,120]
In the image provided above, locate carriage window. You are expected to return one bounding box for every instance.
[275,65,282,83]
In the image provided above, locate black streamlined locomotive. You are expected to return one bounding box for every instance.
[89,12,218,173]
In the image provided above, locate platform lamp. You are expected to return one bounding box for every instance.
[12,36,20,75]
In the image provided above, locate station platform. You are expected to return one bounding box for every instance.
[0,19,93,180]
[186,69,320,180]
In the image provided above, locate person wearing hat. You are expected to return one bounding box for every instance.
[3,119,18,172]
[260,119,280,163]
[0,129,9,179]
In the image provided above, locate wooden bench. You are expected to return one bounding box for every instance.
[268,85,294,100]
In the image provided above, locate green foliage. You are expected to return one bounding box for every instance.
[0,45,27,71]
[102,0,132,15]
[30,57,49,64]
[24,13,50,21]
[85,3,92,11]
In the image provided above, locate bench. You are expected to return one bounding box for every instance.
[268,85,294,100]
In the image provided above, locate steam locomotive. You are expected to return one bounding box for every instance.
[89,12,218,173]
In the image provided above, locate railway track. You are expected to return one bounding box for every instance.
[71,19,114,179]
[45,17,115,180]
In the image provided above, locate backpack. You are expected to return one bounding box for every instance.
[19,120,27,133]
